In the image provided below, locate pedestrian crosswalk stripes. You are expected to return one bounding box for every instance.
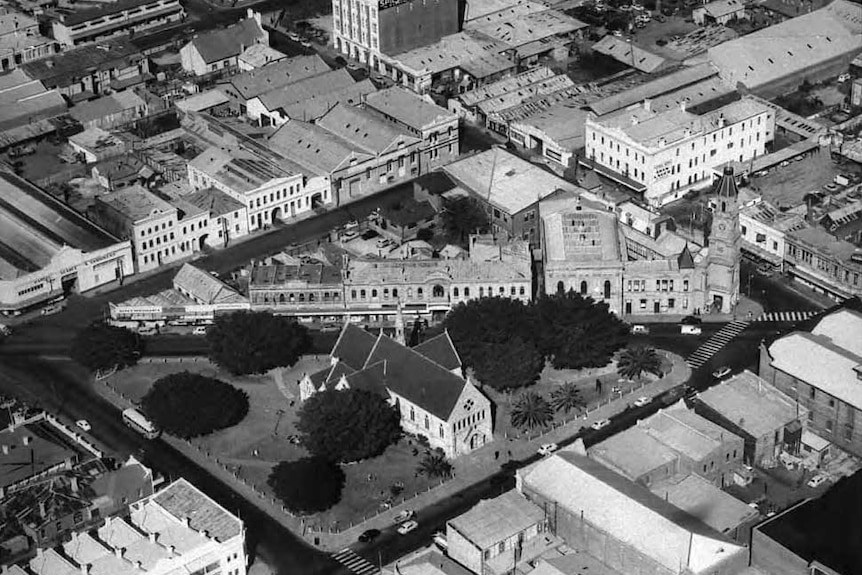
[332,549,379,575]
[755,310,819,323]
[686,320,750,370]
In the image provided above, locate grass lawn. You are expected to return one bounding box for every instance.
[486,351,673,439]
[109,356,447,530]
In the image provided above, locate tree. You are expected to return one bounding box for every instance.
[140,372,249,438]
[440,197,489,243]
[511,391,553,430]
[206,311,311,375]
[296,389,402,463]
[268,457,345,515]
[417,451,453,479]
[470,336,544,390]
[444,297,540,389]
[617,347,663,381]
[550,382,584,414]
[71,323,141,372]
[533,291,629,370]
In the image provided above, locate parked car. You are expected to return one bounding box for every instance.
[397,520,419,535]
[192,326,208,336]
[537,443,559,456]
[756,264,774,277]
[394,510,415,524]
[432,531,448,550]
[680,325,702,335]
[824,183,840,192]
[630,324,650,335]
[681,315,702,325]
[137,326,158,336]
[41,304,63,316]
[591,419,611,431]
[807,474,829,488]
[712,366,732,379]
[837,73,851,83]
[632,396,652,408]
[75,419,91,432]
[358,529,381,543]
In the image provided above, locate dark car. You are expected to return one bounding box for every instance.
[680,315,703,325]
[358,529,381,543]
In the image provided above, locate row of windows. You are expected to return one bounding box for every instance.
[556,280,612,299]
[788,244,862,287]
[629,297,689,310]
[455,409,485,432]
[258,291,342,304]
[253,184,303,209]
[627,279,689,292]
[18,282,45,297]
[140,220,173,237]
[347,285,528,300]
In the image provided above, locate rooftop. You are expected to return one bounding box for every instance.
[21,39,142,88]
[238,43,287,69]
[222,54,330,100]
[187,16,266,65]
[0,424,74,489]
[788,225,861,265]
[0,69,66,129]
[70,91,146,125]
[174,89,230,113]
[695,370,801,439]
[57,0,181,26]
[466,9,586,49]
[317,102,418,155]
[346,256,531,285]
[650,473,758,535]
[182,186,245,218]
[151,477,242,542]
[696,0,747,19]
[509,101,590,150]
[447,490,545,550]
[459,66,557,107]
[541,198,622,264]
[520,452,745,574]
[443,147,579,214]
[388,31,513,78]
[173,263,246,305]
[588,426,679,479]
[0,171,119,278]
[592,36,667,74]
[256,68,357,112]
[189,145,297,193]
[811,308,862,358]
[756,470,862,575]
[274,79,375,122]
[588,63,719,116]
[639,401,740,461]
[705,0,862,91]
[267,119,368,176]
[68,126,125,152]
[365,87,456,130]
[249,263,344,288]
[97,185,175,223]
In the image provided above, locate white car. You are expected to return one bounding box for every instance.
[397,520,418,535]
[632,396,652,408]
[591,419,611,430]
[712,366,732,379]
[192,326,208,336]
[76,419,91,432]
[432,531,448,550]
[538,443,558,456]
[394,510,414,524]
[807,474,829,488]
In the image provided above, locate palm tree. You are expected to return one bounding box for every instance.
[417,452,453,479]
[550,382,584,414]
[617,347,663,381]
[511,391,553,430]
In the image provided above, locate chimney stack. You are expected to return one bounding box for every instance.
[679,99,686,113]
[643,98,651,112]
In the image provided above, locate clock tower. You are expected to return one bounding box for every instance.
[706,166,741,314]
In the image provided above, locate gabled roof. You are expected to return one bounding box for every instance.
[152,478,242,543]
[173,263,246,305]
[413,330,462,371]
[189,17,266,65]
[677,244,695,269]
[342,360,390,398]
[222,54,330,100]
[331,323,380,370]
[364,334,467,420]
[447,490,545,550]
[257,68,357,112]
[309,360,356,388]
[317,102,419,155]
[520,452,745,574]
[267,119,369,176]
[365,86,456,130]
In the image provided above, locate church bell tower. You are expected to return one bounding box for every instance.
[706,166,741,314]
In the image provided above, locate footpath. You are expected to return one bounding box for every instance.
[94,352,691,554]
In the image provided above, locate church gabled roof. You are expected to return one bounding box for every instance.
[331,323,378,370]
[715,165,739,199]
[413,330,462,372]
[677,243,695,269]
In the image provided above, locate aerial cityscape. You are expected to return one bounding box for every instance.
[0,0,860,572]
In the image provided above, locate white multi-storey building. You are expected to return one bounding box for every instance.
[91,185,209,273]
[21,478,247,575]
[584,96,774,206]
[188,145,332,232]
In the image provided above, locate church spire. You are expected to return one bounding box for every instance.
[715,165,739,199]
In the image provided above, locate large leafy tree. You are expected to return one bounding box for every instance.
[444,297,540,390]
[440,196,489,243]
[470,337,544,390]
[71,323,141,372]
[533,291,629,370]
[417,451,453,479]
[268,457,345,515]
[550,382,584,414]
[141,372,249,438]
[617,347,663,381]
[511,391,553,430]
[297,389,401,463]
[206,311,311,375]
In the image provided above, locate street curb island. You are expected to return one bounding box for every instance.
[94,351,692,554]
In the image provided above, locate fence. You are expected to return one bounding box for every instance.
[43,413,104,458]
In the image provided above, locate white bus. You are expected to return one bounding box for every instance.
[122,408,160,439]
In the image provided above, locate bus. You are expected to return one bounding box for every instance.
[122,408,160,439]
